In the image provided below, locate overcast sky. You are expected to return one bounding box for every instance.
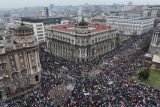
[0,0,160,9]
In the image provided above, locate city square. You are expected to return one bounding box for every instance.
[0,1,160,107]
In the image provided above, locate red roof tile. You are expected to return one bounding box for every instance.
[51,24,111,33]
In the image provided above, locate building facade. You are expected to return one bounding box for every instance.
[143,5,160,18]
[15,17,63,43]
[106,16,154,35]
[46,18,117,62]
[0,23,41,100]
[149,24,160,55]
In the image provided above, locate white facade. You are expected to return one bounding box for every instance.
[106,17,155,35]
[15,21,45,43]
[143,6,160,18]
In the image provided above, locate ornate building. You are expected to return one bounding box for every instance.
[149,23,160,55]
[148,23,160,69]
[46,18,117,62]
[0,23,41,100]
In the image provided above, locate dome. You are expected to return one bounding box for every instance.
[15,23,34,36]
[78,17,88,27]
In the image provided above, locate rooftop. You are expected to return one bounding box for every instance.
[120,6,143,14]
[91,19,106,22]
[20,17,64,24]
[50,24,112,33]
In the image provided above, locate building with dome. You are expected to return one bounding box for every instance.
[46,18,117,62]
[0,22,41,100]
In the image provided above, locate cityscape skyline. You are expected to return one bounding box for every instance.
[0,0,159,9]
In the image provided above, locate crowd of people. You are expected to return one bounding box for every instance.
[65,34,160,107]
[4,33,160,107]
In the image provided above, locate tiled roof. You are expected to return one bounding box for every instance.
[51,24,111,33]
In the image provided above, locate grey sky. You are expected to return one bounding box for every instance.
[0,0,159,9]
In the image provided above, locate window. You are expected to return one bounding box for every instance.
[71,40,74,43]
[36,24,42,27]
[95,38,97,42]
[37,31,43,34]
[63,37,65,40]
[37,28,43,30]
[38,37,44,40]
[38,34,43,37]
[68,38,70,42]
[99,37,101,41]
[0,66,3,70]
[35,75,39,82]
[92,39,94,43]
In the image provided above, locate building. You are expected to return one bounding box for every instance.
[44,7,49,18]
[15,17,63,43]
[149,24,160,54]
[46,18,117,62]
[147,24,160,69]
[91,19,106,25]
[0,23,41,100]
[143,5,160,18]
[119,6,143,18]
[142,5,160,27]
[106,17,155,35]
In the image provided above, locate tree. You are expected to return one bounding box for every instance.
[138,69,150,80]
[115,34,121,46]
